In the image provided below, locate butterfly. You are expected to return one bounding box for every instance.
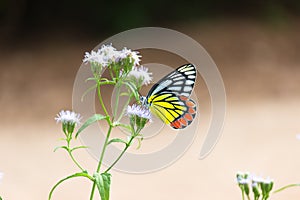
[140,64,197,129]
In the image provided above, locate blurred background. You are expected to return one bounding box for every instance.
[1,0,300,199]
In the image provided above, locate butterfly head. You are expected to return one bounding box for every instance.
[139,96,149,107]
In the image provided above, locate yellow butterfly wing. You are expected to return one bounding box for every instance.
[143,64,197,129]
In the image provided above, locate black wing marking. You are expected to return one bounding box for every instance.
[146,64,196,100]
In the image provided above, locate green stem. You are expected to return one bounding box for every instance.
[116,93,133,123]
[246,194,250,200]
[48,172,94,200]
[273,183,300,193]
[113,82,121,118]
[104,137,134,173]
[97,81,109,117]
[68,150,84,171]
[89,124,113,200]
[88,77,113,200]
[67,137,84,171]
[241,190,245,200]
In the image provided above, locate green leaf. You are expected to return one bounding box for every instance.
[94,172,111,200]
[99,80,115,85]
[81,83,97,102]
[53,146,69,152]
[70,145,88,152]
[120,92,129,96]
[107,138,127,146]
[100,77,110,82]
[58,137,67,141]
[85,77,98,82]
[112,122,131,131]
[124,81,139,101]
[75,114,107,138]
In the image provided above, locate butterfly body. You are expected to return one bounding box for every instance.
[140,64,197,129]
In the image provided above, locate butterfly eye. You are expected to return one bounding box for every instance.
[139,96,147,106]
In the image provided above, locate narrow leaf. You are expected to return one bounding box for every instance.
[70,145,88,152]
[120,92,129,96]
[94,172,111,200]
[81,83,97,102]
[75,114,107,138]
[124,81,139,100]
[85,77,98,82]
[54,146,69,152]
[107,138,127,146]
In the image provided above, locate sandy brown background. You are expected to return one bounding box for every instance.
[1,19,300,199]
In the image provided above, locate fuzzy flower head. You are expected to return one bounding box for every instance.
[83,50,107,68]
[127,104,151,120]
[236,172,274,199]
[119,47,141,66]
[55,110,81,135]
[128,66,152,86]
[237,177,251,185]
[127,104,151,134]
[83,44,142,78]
[83,44,118,65]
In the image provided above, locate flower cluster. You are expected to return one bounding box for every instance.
[55,110,81,135]
[128,66,153,87]
[127,104,151,134]
[236,172,274,200]
[83,44,141,66]
[83,44,141,77]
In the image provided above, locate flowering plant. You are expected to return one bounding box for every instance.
[236,172,300,200]
[49,44,152,200]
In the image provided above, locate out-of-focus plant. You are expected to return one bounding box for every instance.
[236,172,300,200]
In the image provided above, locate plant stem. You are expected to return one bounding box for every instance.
[67,135,84,171]
[68,150,84,171]
[116,93,133,123]
[246,194,250,200]
[104,137,134,173]
[113,82,121,118]
[48,172,94,200]
[89,124,113,200]
[241,191,245,200]
[97,81,109,117]
[273,183,300,193]
[89,77,113,200]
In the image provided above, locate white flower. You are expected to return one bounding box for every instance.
[252,175,264,183]
[99,44,120,63]
[263,177,274,184]
[83,44,119,66]
[237,177,251,185]
[83,50,107,66]
[83,44,141,68]
[120,47,141,66]
[128,66,152,85]
[55,110,81,125]
[126,104,151,120]
[252,182,258,188]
